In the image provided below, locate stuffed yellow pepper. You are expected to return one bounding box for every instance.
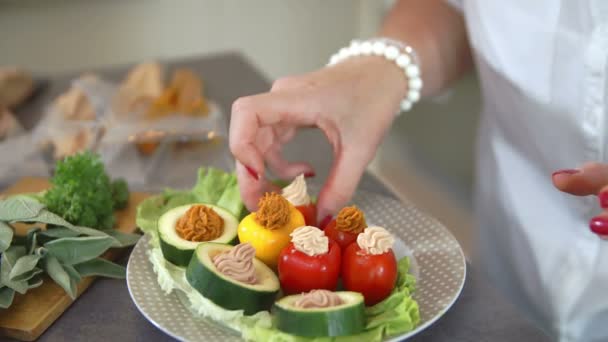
[238,192,305,268]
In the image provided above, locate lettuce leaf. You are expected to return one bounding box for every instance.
[192,168,234,204]
[135,167,244,239]
[148,245,272,334]
[216,176,245,219]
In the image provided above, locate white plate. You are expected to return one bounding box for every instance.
[127,189,466,341]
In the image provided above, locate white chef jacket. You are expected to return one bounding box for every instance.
[446,1,608,341]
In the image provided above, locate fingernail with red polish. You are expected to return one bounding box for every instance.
[552,169,580,177]
[319,215,332,230]
[304,171,316,178]
[599,191,608,209]
[244,165,260,180]
[589,216,608,236]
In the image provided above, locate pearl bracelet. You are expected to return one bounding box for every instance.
[327,38,423,113]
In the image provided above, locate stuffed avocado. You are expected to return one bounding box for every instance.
[158,203,238,267]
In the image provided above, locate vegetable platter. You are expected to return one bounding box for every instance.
[128,168,467,341]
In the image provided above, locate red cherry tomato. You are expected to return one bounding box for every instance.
[342,242,397,306]
[296,203,317,227]
[278,240,341,295]
[324,219,360,249]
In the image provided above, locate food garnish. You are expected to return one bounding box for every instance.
[175,204,224,242]
[212,243,258,285]
[254,193,290,230]
[282,174,317,226]
[289,225,329,256]
[293,289,343,308]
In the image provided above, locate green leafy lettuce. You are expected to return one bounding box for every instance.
[136,167,244,240]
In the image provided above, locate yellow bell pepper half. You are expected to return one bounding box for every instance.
[237,206,305,268]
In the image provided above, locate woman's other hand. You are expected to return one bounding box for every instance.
[229,57,407,222]
[552,162,608,238]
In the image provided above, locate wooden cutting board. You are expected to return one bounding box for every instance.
[0,177,149,341]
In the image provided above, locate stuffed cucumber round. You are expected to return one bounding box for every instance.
[158,204,238,267]
[186,242,280,315]
[273,291,365,337]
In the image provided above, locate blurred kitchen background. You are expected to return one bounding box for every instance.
[0,0,480,255]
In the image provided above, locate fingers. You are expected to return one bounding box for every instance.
[316,147,372,222]
[552,162,608,196]
[235,161,263,211]
[553,162,608,238]
[589,212,608,238]
[590,185,608,238]
[235,161,280,212]
[265,146,315,180]
[229,92,316,181]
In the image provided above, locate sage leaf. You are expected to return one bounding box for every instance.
[62,264,82,283]
[26,210,73,228]
[0,246,28,294]
[70,225,109,238]
[26,227,42,255]
[39,227,80,239]
[4,245,26,261]
[12,267,43,282]
[0,287,15,309]
[28,274,44,289]
[23,211,105,239]
[0,221,13,253]
[43,255,77,299]
[73,258,126,279]
[9,254,41,281]
[100,229,140,247]
[0,196,45,221]
[44,236,114,265]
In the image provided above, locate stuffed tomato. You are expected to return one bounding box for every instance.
[278,226,341,294]
[281,174,317,226]
[342,226,398,306]
[324,206,367,249]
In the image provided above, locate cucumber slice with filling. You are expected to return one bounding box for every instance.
[158,204,238,267]
[274,291,365,337]
[186,242,280,315]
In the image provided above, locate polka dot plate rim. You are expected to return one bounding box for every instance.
[127,189,466,341]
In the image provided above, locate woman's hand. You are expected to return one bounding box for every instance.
[552,162,608,238]
[229,57,407,223]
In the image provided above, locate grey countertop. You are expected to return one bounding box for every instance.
[5,52,548,342]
